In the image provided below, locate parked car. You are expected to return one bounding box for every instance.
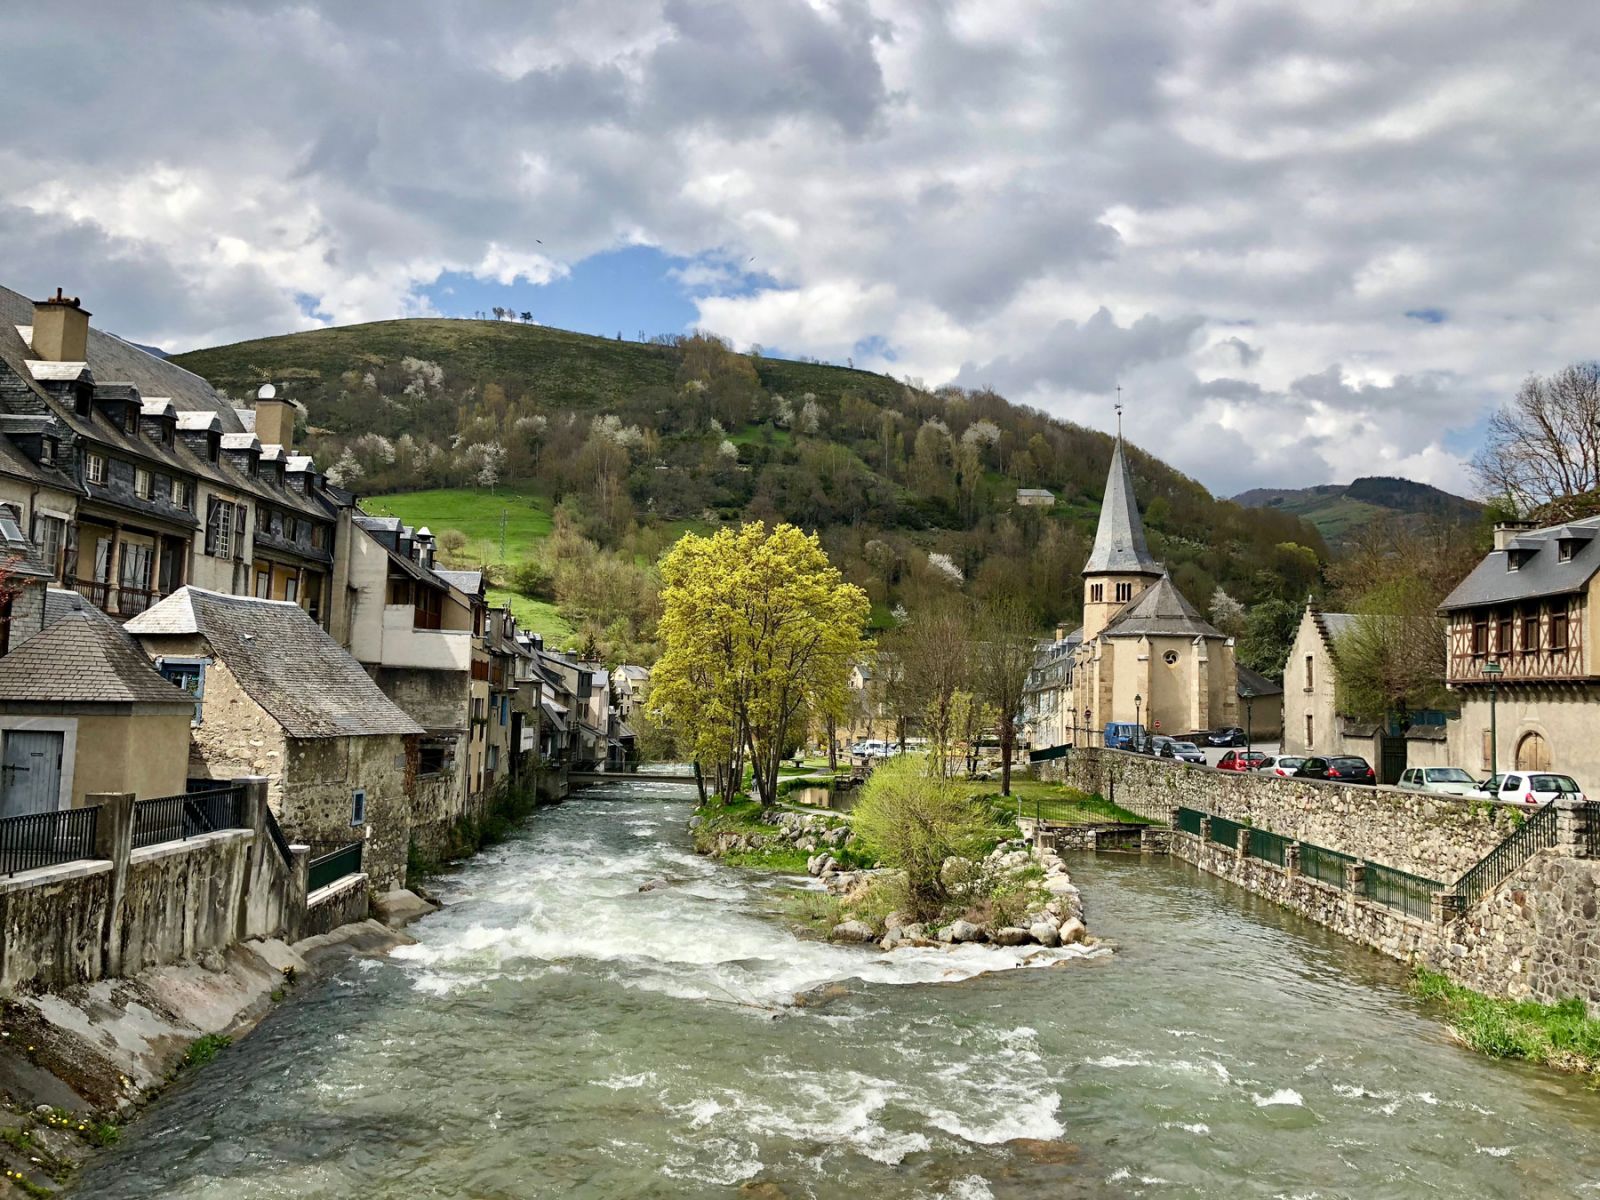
[1217,750,1268,772]
[1485,772,1587,808]
[1256,755,1305,777]
[1168,740,1206,765]
[1397,766,1478,796]
[1104,722,1145,750]
[1206,727,1247,747]
[1141,734,1175,756]
[1294,755,1376,784]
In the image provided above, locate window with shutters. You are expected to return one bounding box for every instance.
[205,498,231,558]
[233,504,247,559]
[1521,607,1540,654]
[1551,607,1569,651]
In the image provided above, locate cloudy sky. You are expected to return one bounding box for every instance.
[4,1,1597,496]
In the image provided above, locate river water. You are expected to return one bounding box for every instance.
[78,782,1600,1199]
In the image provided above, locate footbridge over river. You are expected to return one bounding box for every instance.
[568,761,700,787]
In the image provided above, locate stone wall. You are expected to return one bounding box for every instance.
[1057,747,1518,881]
[117,831,253,974]
[0,861,112,990]
[1426,852,1600,1016]
[286,734,413,889]
[303,873,370,938]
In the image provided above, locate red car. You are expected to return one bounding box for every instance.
[1216,750,1268,772]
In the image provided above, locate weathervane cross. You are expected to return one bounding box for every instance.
[1115,385,1123,438]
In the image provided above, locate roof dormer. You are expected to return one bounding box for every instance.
[221,432,262,477]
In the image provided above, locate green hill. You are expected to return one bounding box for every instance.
[171,317,1332,649]
[1232,476,1482,546]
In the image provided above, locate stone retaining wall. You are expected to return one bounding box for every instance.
[303,873,371,938]
[1056,747,1517,881]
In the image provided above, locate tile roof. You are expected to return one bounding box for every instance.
[1083,437,1162,577]
[1237,664,1284,698]
[43,587,122,630]
[1440,516,1600,610]
[0,611,193,707]
[435,569,484,595]
[1102,574,1224,639]
[126,587,424,738]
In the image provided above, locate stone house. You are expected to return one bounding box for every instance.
[1015,487,1055,507]
[0,604,193,815]
[1236,665,1284,741]
[1070,437,1236,739]
[1440,516,1600,786]
[127,586,424,889]
[1281,604,1452,780]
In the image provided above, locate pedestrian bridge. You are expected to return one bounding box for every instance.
[568,762,700,787]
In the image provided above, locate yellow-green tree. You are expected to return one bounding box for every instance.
[652,523,870,805]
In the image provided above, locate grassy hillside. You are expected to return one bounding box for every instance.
[172,316,1335,656]
[1233,476,1481,545]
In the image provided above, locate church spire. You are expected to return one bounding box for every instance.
[1082,434,1162,577]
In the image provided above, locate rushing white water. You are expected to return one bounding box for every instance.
[76,784,1600,1199]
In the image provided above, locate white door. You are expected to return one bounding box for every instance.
[1,731,63,817]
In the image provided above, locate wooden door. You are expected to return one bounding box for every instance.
[0,731,63,817]
[1515,732,1551,771]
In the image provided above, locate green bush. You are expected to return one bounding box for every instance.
[1412,968,1600,1072]
[506,556,555,599]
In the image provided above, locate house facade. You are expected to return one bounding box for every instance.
[1440,517,1600,784]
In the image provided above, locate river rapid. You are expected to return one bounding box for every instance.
[78,781,1600,1199]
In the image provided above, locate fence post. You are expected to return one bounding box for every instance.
[1285,842,1300,876]
[1431,890,1464,925]
[286,844,311,942]
[233,776,270,941]
[1199,816,1212,845]
[1168,806,1182,832]
[1235,826,1250,859]
[88,792,135,978]
[1344,860,1366,895]
[1554,797,1595,857]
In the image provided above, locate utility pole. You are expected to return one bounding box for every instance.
[499,510,508,563]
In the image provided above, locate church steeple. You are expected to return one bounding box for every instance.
[1083,436,1161,578]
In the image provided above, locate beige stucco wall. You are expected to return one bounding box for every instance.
[1076,632,1236,735]
[344,523,391,664]
[1282,609,1343,755]
[187,480,252,594]
[72,711,191,803]
[1448,689,1599,786]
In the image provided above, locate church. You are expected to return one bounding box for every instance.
[1067,436,1238,741]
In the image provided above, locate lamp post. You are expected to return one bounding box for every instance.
[1085,707,1094,746]
[1134,694,1143,751]
[1245,696,1254,755]
[1483,660,1503,785]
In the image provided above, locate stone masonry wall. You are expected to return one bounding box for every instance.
[286,734,413,890]
[117,831,253,974]
[1056,747,1518,881]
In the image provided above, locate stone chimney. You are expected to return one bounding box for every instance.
[414,527,435,570]
[31,288,90,362]
[1493,520,1537,550]
[253,383,294,450]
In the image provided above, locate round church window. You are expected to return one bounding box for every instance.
[1163,650,1179,666]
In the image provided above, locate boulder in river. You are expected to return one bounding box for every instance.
[1030,921,1061,947]
[1058,917,1086,945]
[992,927,1031,946]
[637,878,670,893]
[948,919,986,943]
[831,920,876,944]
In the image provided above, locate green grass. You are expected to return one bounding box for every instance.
[1411,968,1600,1073]
[486,588,573,646]
[363,487,553,565]
[182,1032,231,1069]
[963,779,1150,826]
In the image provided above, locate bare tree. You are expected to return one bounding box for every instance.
[974,593,1037,796]
[892,598,973,776]
[1472,363,1600,512]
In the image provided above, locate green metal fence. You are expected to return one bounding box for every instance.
[1298,842,1357,889]
[308,842,363,892]
[1455,802,1558,904]
[1246,826,1292,867]
[1175,807,1204,836]
[1208,815,1247,850]
[1363,862,1442,921]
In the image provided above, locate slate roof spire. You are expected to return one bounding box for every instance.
[1083,435,1162,577]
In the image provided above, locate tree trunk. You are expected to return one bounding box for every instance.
[1000,716,1014,797]
[826,716,837,773]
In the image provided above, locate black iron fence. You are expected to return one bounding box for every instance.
[1298,842,1358,889]
[0,806,99,877]
[308,842,363,892]
[1455,801,1559,904]
[132,786,246,850]
[1175,806,1204,836]
[1208,814,1247,850]
[264,808,293,868]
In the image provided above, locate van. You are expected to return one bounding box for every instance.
[1103,722,1144,750]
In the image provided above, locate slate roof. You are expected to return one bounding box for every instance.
[436,569,484,596]
[1440,516,1600,610]
[126,587,424,738]
[43,587,122,630]
[1083,437,1162,577]
[1102,574,1225,639]
[1237,664,1284,699]
[0,612,193,707]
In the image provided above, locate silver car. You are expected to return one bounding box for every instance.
[1397,766,1478,796]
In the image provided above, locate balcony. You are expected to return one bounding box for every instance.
[379,605,472,672]
[68,578,163,618]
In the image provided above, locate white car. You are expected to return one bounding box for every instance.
[1486,772,1586,809]
[1257,755,1305,778]
[1397,766,1479,796]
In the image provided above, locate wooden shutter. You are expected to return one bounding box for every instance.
[204,499,222,555]
[234,504,247,561]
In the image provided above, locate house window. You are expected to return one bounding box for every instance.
[1115,582,1132,603]
[134,467,153,499]
[1305,713,1314,749]
[350,789,366,826]
[419,741,448,776]
[1551,608,1569,651]
[284,575,298,602]
[39,437,56,467]
[1471,617,1489,656]
[1497,612,1514,654]
[234,504,247,557]
[31,515,64,577]
[86,452,106,484]
[171,478,194,511]
[255,569,271,598]
[1163,649,1179,665]
[1521,607,1540,654]
[1559,540,1575,563]
[1305,654,1314,691]
[123,405,137,434]
[205,498,232,558]
[1090,583,1103,604]
[156,657,207,724]
[311,524,326,550]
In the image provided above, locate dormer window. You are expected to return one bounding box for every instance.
[124,406,137,434]
[74,385,91,417]
[207,432,220,463]
[1559,539,1576,563]
[39,437,56,467]
[1507,549,1530,572]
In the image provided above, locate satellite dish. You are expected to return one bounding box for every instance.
[257,383,277,400]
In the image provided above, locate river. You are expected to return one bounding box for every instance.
[77,781,1600,1199]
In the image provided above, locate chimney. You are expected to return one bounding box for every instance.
[1054,622,1070,643]
[31,288,90,362]
[253,383,294,450]
[415,527,435,570]
[1493,520,1536,551]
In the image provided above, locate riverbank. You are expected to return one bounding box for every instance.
[1411,967,1600,1075]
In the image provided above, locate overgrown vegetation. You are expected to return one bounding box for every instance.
[1412,968,1600,1074]
[182,1033,231,1070]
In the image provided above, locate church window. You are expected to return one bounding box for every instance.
[1090,584,1103,603]
[1163,650,1178,666]
[1115,582,1132,603]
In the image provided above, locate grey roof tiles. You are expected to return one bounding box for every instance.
[1440,516,1600,610]
[1083,438,1162,577]
[1102,574,1225,639]
[0,611,193,707]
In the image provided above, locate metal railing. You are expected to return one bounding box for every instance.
[0,806,99,877]
[308,841,363,892]
[1175,806,1204,836]
[1298,842,1358,889]
[1364,862,1443,921]
[1247,826,1292,867]
[1208,814,1247,850]
[1455,801,1559,904]
[131,785,246,849]
[264,808,293,868]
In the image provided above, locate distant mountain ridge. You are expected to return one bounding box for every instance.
[1232,475,1482,545]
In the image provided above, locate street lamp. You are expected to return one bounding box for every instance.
[1245,696,1254,755]
[1483,660,1504,785]
[1085,707,1094,746]
[1134,694,1143,750]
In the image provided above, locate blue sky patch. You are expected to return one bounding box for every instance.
[1404,307,1448,324]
